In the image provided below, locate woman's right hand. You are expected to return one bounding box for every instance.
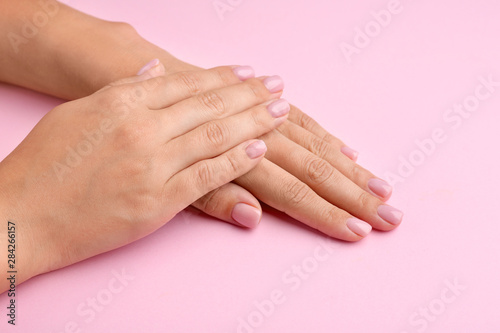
[0,61,288,291]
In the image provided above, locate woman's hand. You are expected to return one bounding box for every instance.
[0,62,288,292]
[0,0,403,243]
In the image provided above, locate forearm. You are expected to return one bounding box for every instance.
[0,0,194,100]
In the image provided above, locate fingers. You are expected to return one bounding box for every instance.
[165,140,267,212]
[192,183,262,228]
[158,76,284,141]
[287,105,360,162]
[261,131,403,231]
[287,105,344,148]
[104,64,261,110]
[277,120,392,201]
[235,159,371,242]
[165,99,289,172]
[145,65,256,109]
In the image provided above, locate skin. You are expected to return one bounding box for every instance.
[0,0,404,291]
[0,63,289,292]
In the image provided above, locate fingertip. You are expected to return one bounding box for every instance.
[136,59,165,79]
[245,140,267,159]
[341,146,359,162]
[346,217,372,238]
[231,203,262,228]
[232,65,255,81]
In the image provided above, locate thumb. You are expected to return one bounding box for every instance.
[191,183,262,229]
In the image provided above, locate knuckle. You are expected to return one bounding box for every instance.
[244,78,268,101]
[203,121,229,147]
[195,163,215,188]
[308,136,331,157]
[318,206,341,227]
[348,165,366,184]
[214,67,235,86]
[198,91,226,116]
[197,188,223,216]
[175,72,201,95]
[282,180,311,206]
[305,157,333,186]
[296,111,315,129]
[356,191,374,209]
[222,154,240,177]
[250,108,268,129]
[322,132,339,146]
[115,117,156,149]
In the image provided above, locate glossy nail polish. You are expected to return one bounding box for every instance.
[341,146,359,161]
[136,59,160,75]
[263,75,284,93]
[346,217,372,237]
[377,205,404,225]
[232,66,255,81]
[246,140,267,159]
[368,178,393,198]
[231,203,261,228]
[267,99,290,118]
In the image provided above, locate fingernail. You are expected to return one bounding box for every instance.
[245,140,267,159]
[136,59,160,75]
[368,178,392,198]
[377,205,404,225]
[341,146,359,161]
[231,203,261,228]
[233,66,255,81]
[267,99,290,118]
[346,217,372,237]
[263,75,284,93]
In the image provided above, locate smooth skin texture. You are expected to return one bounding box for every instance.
[0,2,403,244]
[0,63,291,293]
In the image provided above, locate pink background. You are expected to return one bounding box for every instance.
[1,0,500,332]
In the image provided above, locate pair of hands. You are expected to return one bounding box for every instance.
[0,59,402,287]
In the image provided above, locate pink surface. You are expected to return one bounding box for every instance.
[1,0,500,332]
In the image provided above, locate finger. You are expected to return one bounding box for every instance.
[165,99,289,172]
[261,131,403,230]
[235,159,372,241]
[165,140,267,212]
[192,183,263,228]
[146,65,265,110]
[287,105,359,161]
[158,76,284,140]
[277,121,392,201]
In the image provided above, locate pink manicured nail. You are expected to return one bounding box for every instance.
[245,140,267,159]
[346,218,372,237]
[137,59,160,75]
[341,146,359,161]
[263,75,284,93]
[267,99,290,118]
[378,205,404,225]
[233,66,255,81]
[368,178,393,198]
[231,203,261,228]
